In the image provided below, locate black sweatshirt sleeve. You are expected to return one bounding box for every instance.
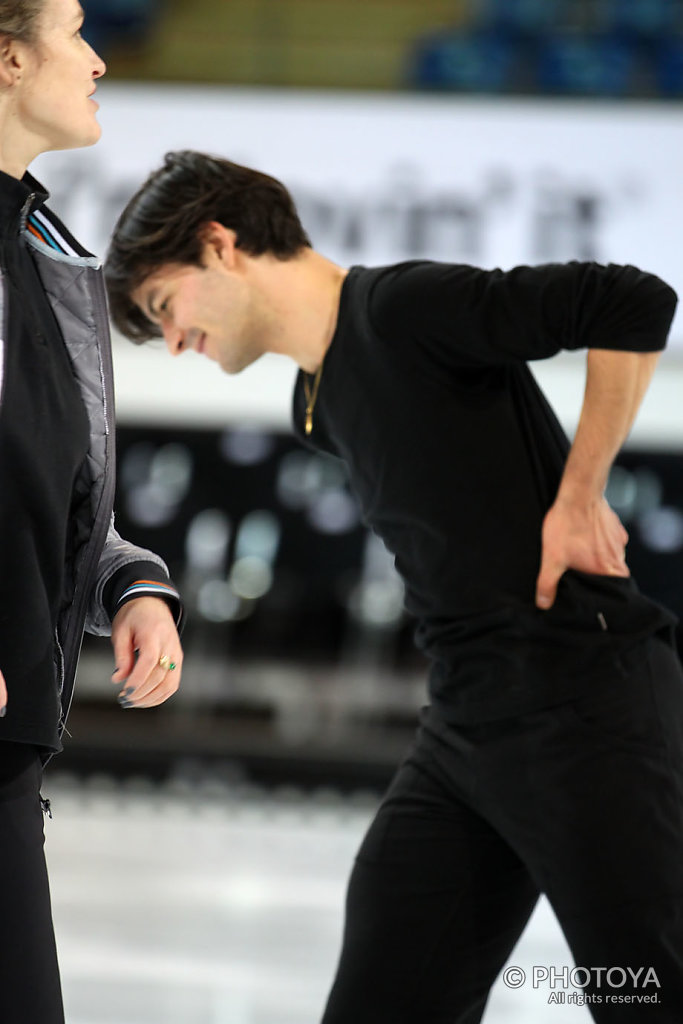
[102,561,185,632]
[367,260,678,367]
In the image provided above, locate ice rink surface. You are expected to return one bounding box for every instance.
[45,774,594,1024]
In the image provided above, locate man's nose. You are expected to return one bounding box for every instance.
[163,324,185,357]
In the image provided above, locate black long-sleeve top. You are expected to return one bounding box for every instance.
[0,172,180,752]
[0,174,91,749]
[293,260,678,723]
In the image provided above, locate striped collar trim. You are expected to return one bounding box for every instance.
[27,209,80,257]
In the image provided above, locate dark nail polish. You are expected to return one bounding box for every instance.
[123,686,135,697]
[118,698,134,709]
[0,706,6,718]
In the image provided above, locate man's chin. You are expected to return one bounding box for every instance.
[219,352,258,376]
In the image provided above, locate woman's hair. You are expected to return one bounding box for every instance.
[0,0,44,43]
[104,150,312,343]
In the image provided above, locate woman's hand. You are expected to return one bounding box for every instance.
[110,597,183,708]
[0,667,7,716]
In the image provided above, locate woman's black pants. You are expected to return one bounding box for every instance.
[0,742,64,1023]
[322,636,683,1023]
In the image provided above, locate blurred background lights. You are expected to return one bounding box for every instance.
[307,489,361,535]
[360,532,399,582]
[125,481,178,528]
[185,509,232,573]
[235,510,281,563]
[348,579,405,629]
[348,533,405,629]
[150,443,193,502]
[120,441,155,490]
[220,427,276,466]
[637,507,683,554]
[228,511,281,602]
[122,442,193,528]
[606,465,638,518]
[276,452,348,510]
[197,579,245,623]
[606,465,663,521]
[276,452,322,509]
[231,556,274,601]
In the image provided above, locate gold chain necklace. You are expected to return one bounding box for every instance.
[303,361,324,435]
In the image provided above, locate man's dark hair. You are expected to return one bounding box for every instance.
[104,150,312,342]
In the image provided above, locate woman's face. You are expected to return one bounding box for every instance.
[14,0,106,155]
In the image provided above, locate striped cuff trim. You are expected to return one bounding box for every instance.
[117,580,181,605]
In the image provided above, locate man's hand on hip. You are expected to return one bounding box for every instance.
[535,495,629,610]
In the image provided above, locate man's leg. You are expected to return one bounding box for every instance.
[0,742,64,1024]
[478,636,683,1022]
[321,729,539,1024]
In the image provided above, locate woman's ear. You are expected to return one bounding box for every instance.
[0,33,25,89]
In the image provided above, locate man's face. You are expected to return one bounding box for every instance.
[131,245,264,375]
[14,0,106,155]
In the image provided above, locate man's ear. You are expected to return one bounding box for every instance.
[199,221,238,268]
[0,33,25,89]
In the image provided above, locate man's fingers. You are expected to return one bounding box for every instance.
[535,585,557,610]
[535,558,563,610]
[601,535,630,577]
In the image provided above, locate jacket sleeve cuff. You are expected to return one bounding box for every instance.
[103,561,185,632]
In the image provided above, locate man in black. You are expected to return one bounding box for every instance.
[105,150,683,1022]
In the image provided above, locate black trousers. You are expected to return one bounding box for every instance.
[0,742,64,1024]
[322,636,683,1023]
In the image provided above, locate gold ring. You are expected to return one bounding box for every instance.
[159,654,176,671]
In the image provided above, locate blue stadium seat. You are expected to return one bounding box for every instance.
[536,34,637,95]
[474,0,571,36]
[81,0,160,54]
[410,31,518,92]
[655,38,683,95]
[597,0,680,40]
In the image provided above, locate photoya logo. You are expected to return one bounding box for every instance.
[503,965,661,990]
[538,966,659,989]
[503,965,662,1007]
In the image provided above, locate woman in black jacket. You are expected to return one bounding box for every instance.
[0,2,184,1020]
